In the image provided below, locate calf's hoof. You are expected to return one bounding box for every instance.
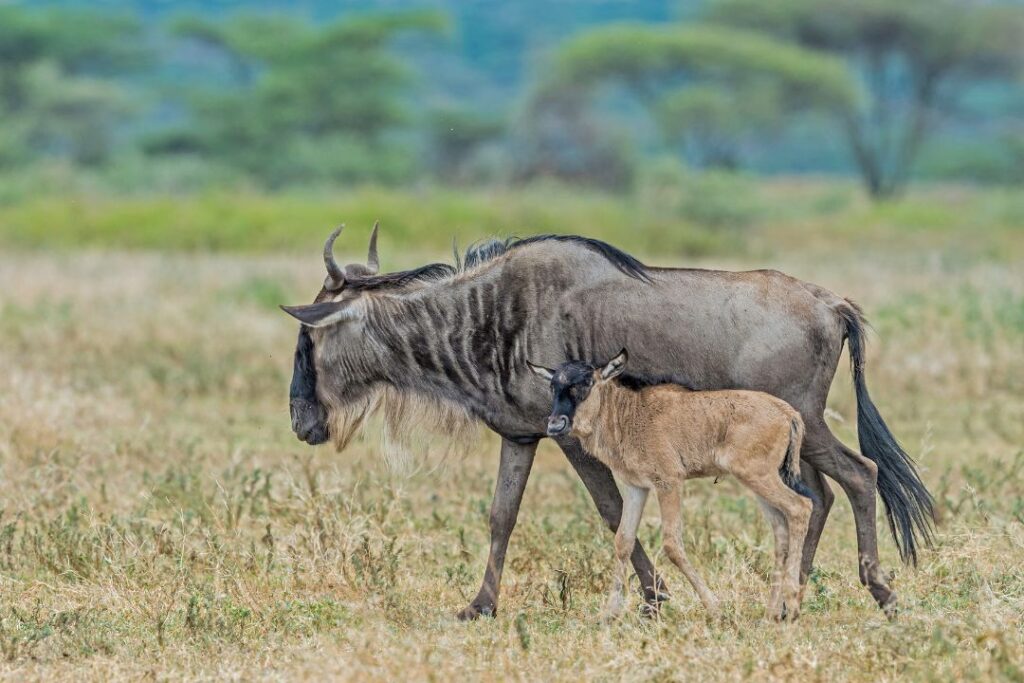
[457,603,496,621]
[602,593,627,623]
[600,611,620,625]
[766,593,782,621]
[773,597,801,622]
[701,594,722,618]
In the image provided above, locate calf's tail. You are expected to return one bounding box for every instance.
[779,416,814,500]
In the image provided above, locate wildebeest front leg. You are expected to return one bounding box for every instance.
[457,437,537,621]
[557,437,668,612]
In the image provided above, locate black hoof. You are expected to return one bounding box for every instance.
[639,602,661,619]
[457,603,496,621]
[882,595,898,621]
[639,591,668,619]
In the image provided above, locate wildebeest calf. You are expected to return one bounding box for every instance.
[529,349,814,621]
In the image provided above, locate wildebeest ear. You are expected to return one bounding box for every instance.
[526,360,555,382]
[280,301,362,328]
[600,348,628,380]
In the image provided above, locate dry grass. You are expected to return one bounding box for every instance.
[0,216,1022,681]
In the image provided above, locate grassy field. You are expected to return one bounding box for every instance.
[1,178,1022,259]
[0,182,1022,681]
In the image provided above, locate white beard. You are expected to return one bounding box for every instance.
[323,385,480,474]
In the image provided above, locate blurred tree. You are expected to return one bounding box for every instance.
[513,93,638,189]
[523,24,856,184]
[160,11,447,186]
[708,0,1024,198]
[655,84,784,169]
[0,7,145,166]
[426,107,505,183]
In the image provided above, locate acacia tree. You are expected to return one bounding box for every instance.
[163,12,447,185]
[0,7,145,166]
[655,83,784,170]
[708,0,1024,198]
[522,24,857,184]
[426,107,505,183]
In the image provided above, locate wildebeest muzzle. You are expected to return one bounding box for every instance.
[290,397,329,445]
[546,414,571,437]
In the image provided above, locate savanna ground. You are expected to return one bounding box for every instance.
[0,180,1022,681]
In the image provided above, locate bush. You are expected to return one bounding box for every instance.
[637,158,763,230]
[916,137,1024,186]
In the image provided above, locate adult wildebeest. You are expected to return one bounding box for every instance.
[282,225,933,619]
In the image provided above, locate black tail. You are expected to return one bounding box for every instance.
[840,302,935,565]
[780,417,815,500]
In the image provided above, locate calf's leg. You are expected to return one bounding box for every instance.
[740,473,812,621]
[756,500,788,620]
[458,438,537,621]
[604,483,649,621]
[657,485,720,614]
[779,495,812,620]
[557,437,668,610]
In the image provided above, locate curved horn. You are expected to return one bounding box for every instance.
[366,220,380,275]
[323,225,347,290]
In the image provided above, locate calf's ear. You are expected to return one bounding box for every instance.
[600,348,628,380]
[280,301,361,328]
[526,360,555,382]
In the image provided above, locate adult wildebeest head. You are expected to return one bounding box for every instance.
[281,222,466,449]
[282,222,388,445]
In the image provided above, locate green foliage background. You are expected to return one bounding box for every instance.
[0,0,1021,201]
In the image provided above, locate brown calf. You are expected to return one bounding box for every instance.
[530,350,814,621]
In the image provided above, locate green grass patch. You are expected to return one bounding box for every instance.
[1,181,1019,263]
[0,186,739,257]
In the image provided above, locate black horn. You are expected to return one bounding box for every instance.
[366,221,380,275]
[323,226,347,291]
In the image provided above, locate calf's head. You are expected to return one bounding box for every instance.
[281,223,381,445]
[527,349,628,437]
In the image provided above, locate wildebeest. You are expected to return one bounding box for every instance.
[528,350,813,621]
[282,225,933,619]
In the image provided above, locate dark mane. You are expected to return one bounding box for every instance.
[616,372,697,392]
[347,234,648,292]
[464,234,650,282]
[347,263,456,291]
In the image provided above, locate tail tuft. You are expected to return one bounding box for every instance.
[840,301,935,565]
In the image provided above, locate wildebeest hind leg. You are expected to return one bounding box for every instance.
[802,425,897,617]
[797,461,834,598]
[557,437,668,613]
